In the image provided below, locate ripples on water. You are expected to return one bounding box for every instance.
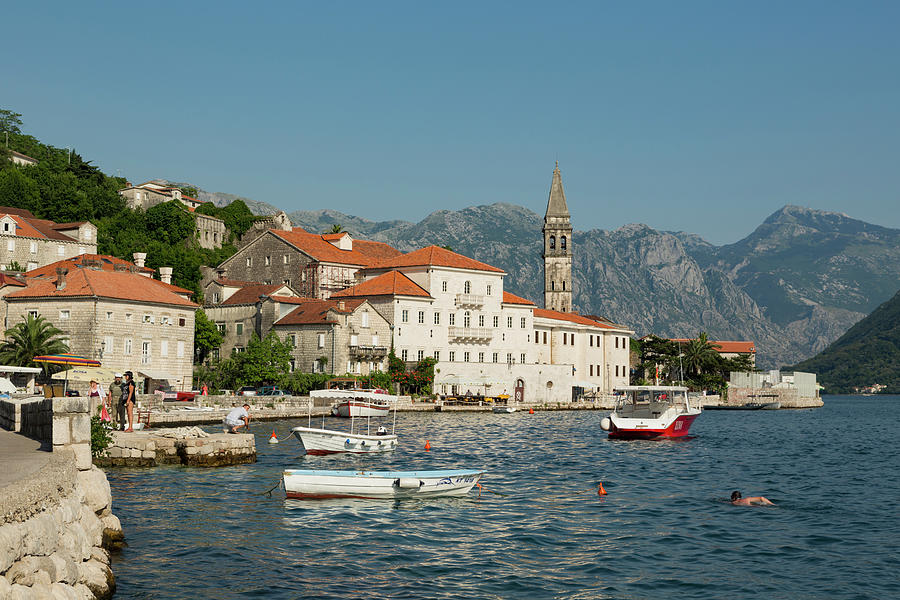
[107,397,900,599]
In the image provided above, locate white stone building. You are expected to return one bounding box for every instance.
[0,207,97,272]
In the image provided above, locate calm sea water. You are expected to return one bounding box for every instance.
[107,396,900,599]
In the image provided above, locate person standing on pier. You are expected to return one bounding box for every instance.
[107,373,124,430]
[122,371,137,432]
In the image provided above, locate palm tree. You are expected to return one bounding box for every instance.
[0,314,69,378]
[329,224,344,234]
[681,332,721,377]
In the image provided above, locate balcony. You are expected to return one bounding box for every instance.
[448,327,494,342]
[454,294,484,308]
[349,345,389,358]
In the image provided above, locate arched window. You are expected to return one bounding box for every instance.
[463,311,471,327]
[464,281,471,294]
[549,236,556,249]
[561,236,567,250]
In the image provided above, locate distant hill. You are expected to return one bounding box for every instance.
[792,288,900,394]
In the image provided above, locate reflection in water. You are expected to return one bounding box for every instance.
[108,398,900,600]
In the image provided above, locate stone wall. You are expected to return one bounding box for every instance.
[94,430,256,468]
[0,398,124,599]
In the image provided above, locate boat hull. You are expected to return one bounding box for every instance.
[291,426,397,455]
[607,412,699,439]
[282,469,484,500]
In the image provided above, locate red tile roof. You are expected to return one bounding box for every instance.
[269,295,318,305]
[368,245,505,273]
[502,291,535,306]
[270,228,402,267]
[7,268,198,307]
[274,298,367,326]
[332,271,432,299]
[221,284,288,305]
[0,273,26,287]
[533,308,619,329]
[669,339,756,353]
[25,255,154,278]
[0,212,80,242]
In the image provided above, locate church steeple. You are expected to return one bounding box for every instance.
[542,162,573,313]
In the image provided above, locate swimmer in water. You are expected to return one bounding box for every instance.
[731,490,775,506]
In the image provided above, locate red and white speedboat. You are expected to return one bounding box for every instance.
[600,386,701,439]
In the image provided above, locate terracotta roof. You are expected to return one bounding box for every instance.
[0,213,78,242]
[51,222,89,230]
[274,298,367,326]
[502,291,535,306]
[221,284,287,305]
[368,245,505,274]
[9,150,38,163]
[269,295,317,305]
[669,339,756,353]
[332,271,432,299]
[533,308,618,329]
[6,268,198,307]
[0,206,36,218]
[0,273,26,287]
[269,228,401,267]
[25,255,154,278]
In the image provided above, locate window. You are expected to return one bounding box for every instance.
[141,340,151,365]
[563,333,567,345]
[177,341,185,358]
[434,312,440,325]
[570,333,575,345]
[507,316,513,328]
[246,257,252,267]
[442,281,447,292]
[6,240,13,252]
[615,337,619,348]
[402,310,409,323]
[543,331,547,344]
[350,334,358,346]
[434,351,440,361]
[59,310,70,320]
[103,336,114,356]
[106,311,113,320]
[464,281,471,294]
[493,316,499,328]
[486,284,492,296]
[449,313,455,326]
[449,351,455,362]
[492,352,498,363]
[57,245,64,256]
[463,311,471,327]
[562,281,566,291]
[590,336,593,347]
[143,314,154,324]
[418,311,425,324]
[2,221,9,233]
[234,346,245,354]
[549,235,556,249]
[161,316,170,326]
[216,322,226,333]
[520,317,526,328]
[283,279,291,286]
[161,340,169,357]
[283,255,290,264]
[551,281,555,291]
[28,310,39,319]
[179,317,186,327]
[265,256,271,266]
[535,331,540,344]
[287,334,296,347]
[417,350,424,361]
[561,236,567,250]
[401,349,408,361]
[615,365,619,377]
[213,292,221,303]
[478,352,484,362]
[521,353,526,364]
[478,315,484,327]
[317,333,325,348]
[289,359,295,372]
[463,352,470,362]
[124,338,132,355]
[372,334,379,346]
[506,353,513,364]
[236,323,243,335]
[362,310,369,328]
[29,241,37,254]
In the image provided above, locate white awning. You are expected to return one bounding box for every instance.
[139,370,176,381]
[0,365,43,374]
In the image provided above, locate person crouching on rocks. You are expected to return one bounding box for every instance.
[224,404,251,433]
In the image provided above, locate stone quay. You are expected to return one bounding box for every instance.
[94,428,256,468]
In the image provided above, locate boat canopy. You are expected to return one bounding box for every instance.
[614,385,688,393]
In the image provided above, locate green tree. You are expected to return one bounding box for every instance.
[194,309,223,364]
[0,109,23,135]
[0,314,69,379]
[0,168,41,208]
[329,224,343,233]
[681,332,721,377]
[180,186,198,198]
[223,332,292,388]
[146,201,196,246]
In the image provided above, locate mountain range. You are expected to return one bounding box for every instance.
[181,183,900,368]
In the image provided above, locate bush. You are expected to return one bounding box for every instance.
[90,415,114,458]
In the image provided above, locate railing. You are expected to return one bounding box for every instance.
[454,294,484,308]
[448,327,493,342]
[349,345,389,357]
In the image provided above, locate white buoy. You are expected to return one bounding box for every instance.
[268,430,279,444]
[600,417,611,431]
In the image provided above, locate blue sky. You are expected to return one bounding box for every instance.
[5,1,899,244]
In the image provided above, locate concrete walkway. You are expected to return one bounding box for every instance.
[0,428,52,490]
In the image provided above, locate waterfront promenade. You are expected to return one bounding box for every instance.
[0,428,50,491]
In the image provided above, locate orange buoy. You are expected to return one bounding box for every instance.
[268,430,279,444]
[598,482,607,496]
[529,408,534,414]
[424,440,431,451]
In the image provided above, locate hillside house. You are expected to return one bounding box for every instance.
[118,181,227,249]
[0,207,97,272]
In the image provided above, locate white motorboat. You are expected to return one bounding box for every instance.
[492,405,517,413]
[600,385,701,439]
[282,469,485,499]
[291,426,397,455]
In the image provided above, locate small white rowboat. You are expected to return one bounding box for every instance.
[290,426,398,455]
[282,469,485,499]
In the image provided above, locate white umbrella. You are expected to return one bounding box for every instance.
[52,366,120,384]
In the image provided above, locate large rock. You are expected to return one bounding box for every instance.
[78,558,114,600]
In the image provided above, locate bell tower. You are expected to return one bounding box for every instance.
[542,162,573,312]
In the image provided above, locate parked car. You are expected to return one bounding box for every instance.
[237,386,257,396]
[257,386,286,396]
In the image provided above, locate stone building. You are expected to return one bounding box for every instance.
[206,228,402,299]
[118,181,227,249]
[0,207,97,272]
[542,162,573,313]
[8,149,39,167]
[273,298,392,375]
[2,255,198,391]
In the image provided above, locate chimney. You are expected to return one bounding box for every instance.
[133,252,147,268]
[159,267,173,285]
[55,267,68,291]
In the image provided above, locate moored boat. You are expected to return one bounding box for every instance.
[600,386,701,439]
[311,389,397,417]
[290,426,397,455]
[492,405,517,413]
[282,469,485,499]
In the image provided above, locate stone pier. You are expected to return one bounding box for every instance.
[94,428,256,468]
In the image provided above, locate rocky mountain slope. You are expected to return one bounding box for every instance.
[182,182,898,369]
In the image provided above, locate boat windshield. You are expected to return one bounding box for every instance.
[614,388,691,412]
